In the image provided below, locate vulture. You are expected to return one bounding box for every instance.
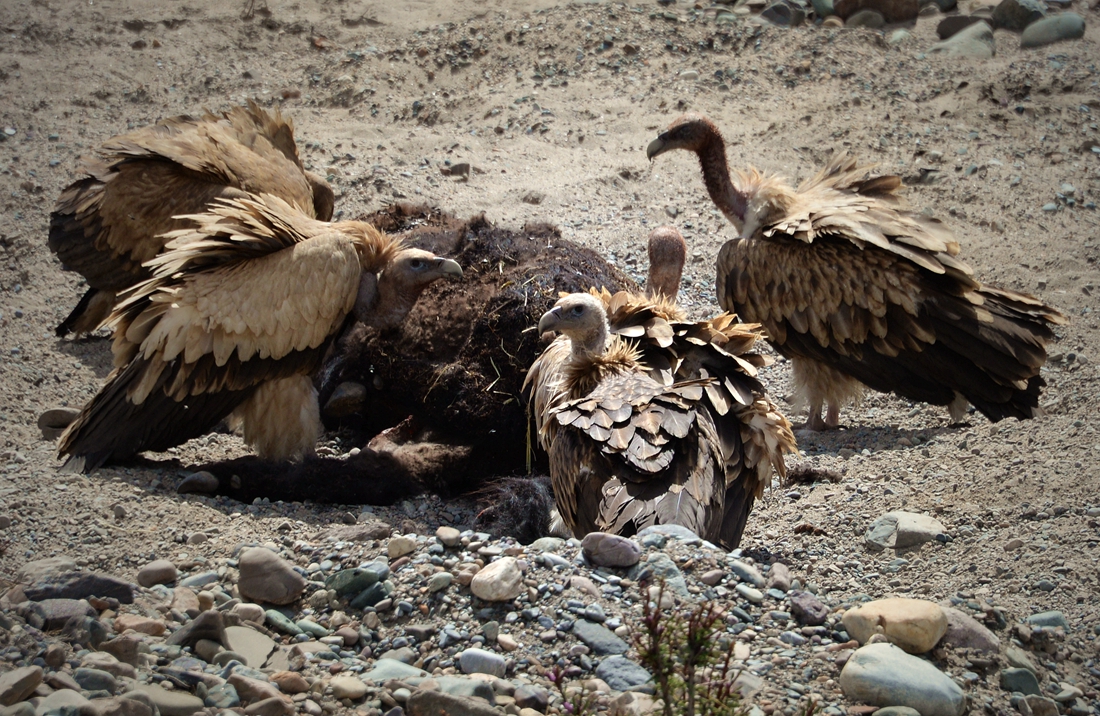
[647,113,1067,430]
[49,101,334,337]
[146,206,641,508]
[57,194,461,472]
[525,226,795,548]
[528,290,795,549]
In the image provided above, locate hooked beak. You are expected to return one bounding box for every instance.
[537,306,563,335]
[437,258,463,278]
[646,134,668,161]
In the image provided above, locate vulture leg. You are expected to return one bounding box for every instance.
[804,401,827,432]
[228,375,322,461]
[825,402,841,429]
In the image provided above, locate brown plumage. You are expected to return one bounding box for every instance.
[526,284,794,549]
[49,101,334,337]
[647,113,1067,430]
[57,194,461,473]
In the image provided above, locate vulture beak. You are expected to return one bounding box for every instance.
[538,306,563,335]
[437,258,463,278]
[646,134,669,161]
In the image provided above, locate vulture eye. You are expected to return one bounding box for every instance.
[570,305,585,317]
[409,258,425,270]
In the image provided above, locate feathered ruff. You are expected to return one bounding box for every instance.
[58,194,387,472]
[717,153,1066,424]
[48,100,333,336]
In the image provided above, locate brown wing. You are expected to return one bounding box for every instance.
[49,104,332,333]
[718,231,1066,421]
[548,373,725,541]
[58,196,366,472]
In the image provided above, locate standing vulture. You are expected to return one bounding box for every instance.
[529,290,794,549]
[646,113,1067,430]
[57,194,461,472]
[49,101,334,337]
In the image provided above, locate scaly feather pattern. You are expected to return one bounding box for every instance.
[647,113,1066,429]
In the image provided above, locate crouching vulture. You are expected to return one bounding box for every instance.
[647,113,1067,430]
[528,288,795,549]
[49,101,334,337]
[57,195,461,472]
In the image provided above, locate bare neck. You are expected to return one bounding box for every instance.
[568,320,611,362]
[696,131,748,232]
[363,280,421,331]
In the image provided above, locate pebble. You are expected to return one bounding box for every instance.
[388,535,418,559]
[581,532,642,568]
[790,590,830,626]
[864,512,945,551]
[237,548,307,605]
[594,656,652,692]
[573,619,629,655]
[735,584,764,603]
[729,559,766,587]
[939,607,999,653]
[470,556,523,601]
[839,643,965,716]
[929,20,995,58]
[991,0,1045,31]
[436,526,462,547]
[1000,667,1041,695]
[458,647,507,678]
[1019,13,1084,47]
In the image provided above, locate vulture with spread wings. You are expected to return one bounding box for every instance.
[525,229,795,548]
[647,114,1066,430]
[49,101,334,337]
[58,194,461,472]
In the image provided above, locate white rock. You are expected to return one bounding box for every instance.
[470,557,523,602]
[329,675,368,700]
[388,535,417,559]
[842,598,947,654]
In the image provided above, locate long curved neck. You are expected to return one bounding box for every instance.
[697,132,748,233]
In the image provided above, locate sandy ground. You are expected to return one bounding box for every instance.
[0,0,1099,707]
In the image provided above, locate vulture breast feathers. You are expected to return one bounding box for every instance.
[58,194,461,473]
[647,113,1066,430]
[527,288,794,550]
[49,101,334,336]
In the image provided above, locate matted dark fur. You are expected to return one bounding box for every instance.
[195,205,637,507]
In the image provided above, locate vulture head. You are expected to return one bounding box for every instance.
[538,293,611,359]
[645,113,723,160]
[356,246,463,330]
[645,226,687,301]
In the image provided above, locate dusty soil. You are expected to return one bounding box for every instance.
[0,0,1099,710]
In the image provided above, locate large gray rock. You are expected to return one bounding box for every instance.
[29,598,96,631]
[35,689,94,715]
[0,667,42,707]
[939,607,1000,652]
[237,548,306,606]
[136,560,178,588]
[23,572,136,604]
[839,643,965,716]
[16,557,77,584]
[131,684,205,716]
[595,656,652,692]
[573,619,630,656]
[165,610,228,649]
[223,626,281,669]
[929,20,995,57]
[991,0,1045,31]
[406,690,499,716]
[1020,14,1085,48]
